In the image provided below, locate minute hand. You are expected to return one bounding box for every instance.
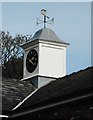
[29,59,35,66]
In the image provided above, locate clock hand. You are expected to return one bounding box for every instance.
[31,57,34,60]
[29,59,35,66]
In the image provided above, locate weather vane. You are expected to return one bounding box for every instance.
[36,9,54,28]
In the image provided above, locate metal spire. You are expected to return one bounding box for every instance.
[36,9,54,28]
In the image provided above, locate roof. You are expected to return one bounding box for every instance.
[2,66,93,116]
[21,28,69,49]
[31,28,68,43]
[15,67,93,111]
[2,78,35,114]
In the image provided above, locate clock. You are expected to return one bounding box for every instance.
[26,49,38,73]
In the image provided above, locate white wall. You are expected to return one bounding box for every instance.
[39,42,66,78]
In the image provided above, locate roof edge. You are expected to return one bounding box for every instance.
[12,89,39,111]
[9,93,93,118]
[0,115,8,118]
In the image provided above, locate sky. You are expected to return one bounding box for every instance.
[2,2,91,75]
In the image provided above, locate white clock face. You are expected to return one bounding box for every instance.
[26,49,38,73]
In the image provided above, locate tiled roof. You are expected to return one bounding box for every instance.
[2,66,93,116]
[14,67,93,112]
[2,78,35,114]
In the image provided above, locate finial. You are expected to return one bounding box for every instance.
[36,9,54,28]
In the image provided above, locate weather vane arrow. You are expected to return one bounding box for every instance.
[36,9,54,28]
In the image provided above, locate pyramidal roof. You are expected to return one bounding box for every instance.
[31,28,68,44]
[21,28,69,49]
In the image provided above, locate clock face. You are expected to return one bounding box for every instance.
[26,49,38,73]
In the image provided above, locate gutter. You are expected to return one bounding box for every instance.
[10,93,93,118]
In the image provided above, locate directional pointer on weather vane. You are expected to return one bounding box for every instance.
[36,9,54,28]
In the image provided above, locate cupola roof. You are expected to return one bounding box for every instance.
[21,28,69,49]
[31,28,68,44]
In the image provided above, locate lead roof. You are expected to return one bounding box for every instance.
[31,28,68,44]
[21,28,69,49]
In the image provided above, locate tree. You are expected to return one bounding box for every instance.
[0,31,31,79]
[2,57,23,79]
[0,31,31,64]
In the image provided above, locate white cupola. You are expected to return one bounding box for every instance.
[21,9,69,88]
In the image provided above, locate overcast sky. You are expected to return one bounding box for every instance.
[2,2,91,74]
